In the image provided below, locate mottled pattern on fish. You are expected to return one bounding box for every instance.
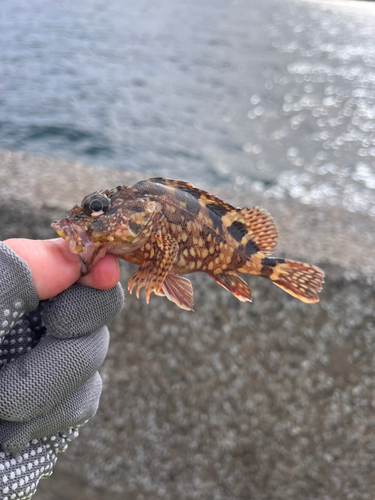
[52,177,324,311]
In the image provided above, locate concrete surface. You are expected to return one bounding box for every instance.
[1,149,375,500]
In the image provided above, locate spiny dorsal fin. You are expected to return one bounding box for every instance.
[225,206,278,256]
[149,177,237,212]
[149,178,277,254]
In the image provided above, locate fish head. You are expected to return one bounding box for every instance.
[51,186,159,274]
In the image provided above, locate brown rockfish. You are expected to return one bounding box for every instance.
[52,177,324,311]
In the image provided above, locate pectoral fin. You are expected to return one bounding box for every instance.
[128,221,179,303]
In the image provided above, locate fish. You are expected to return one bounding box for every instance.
[51,177,324,311]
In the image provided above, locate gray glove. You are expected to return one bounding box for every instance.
[0,242,124,499]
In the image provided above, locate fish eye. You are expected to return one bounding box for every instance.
[90,199,104,212]
[82,193,111,217]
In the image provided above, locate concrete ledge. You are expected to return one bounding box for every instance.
[1,149,375,499]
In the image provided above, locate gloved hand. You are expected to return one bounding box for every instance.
[0,242,124,499]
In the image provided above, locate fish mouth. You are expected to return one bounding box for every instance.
[51,219,106,275]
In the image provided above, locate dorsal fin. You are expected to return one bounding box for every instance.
[148,178,277,254]
[149,177,237,212]
[225,206,278,256]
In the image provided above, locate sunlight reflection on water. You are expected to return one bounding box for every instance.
[1,0,375,216]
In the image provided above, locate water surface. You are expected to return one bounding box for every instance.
[1,0,375,216]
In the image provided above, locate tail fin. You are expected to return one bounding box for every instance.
[261,257,324,304]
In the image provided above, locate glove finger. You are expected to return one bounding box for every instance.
[0,242,39,342]
[0,302,48,366]
[43,282,124,339]
[0,326,109,421]
[0,373,102,454]
[0,429,79,499]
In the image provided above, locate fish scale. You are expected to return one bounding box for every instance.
[52,177,324,311]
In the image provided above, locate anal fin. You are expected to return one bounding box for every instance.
[209,273,252,302]
[155,273,194,311]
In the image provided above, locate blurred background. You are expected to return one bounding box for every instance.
[2,0,375,216]
[1,0,375,499]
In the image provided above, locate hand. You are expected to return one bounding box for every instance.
[0,238,124,500]
[4,237,120,299]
